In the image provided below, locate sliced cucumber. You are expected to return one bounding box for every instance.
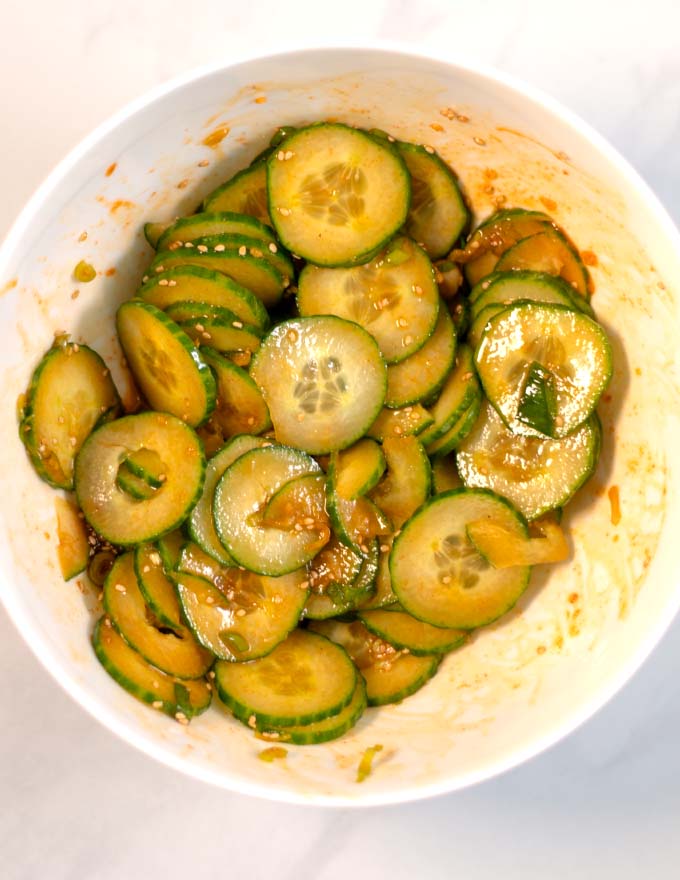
[75,412,205,546]
[173,568,308,662]
[469,271,592,320]
[261,474,329,533]
[425,394,481,456]
[150,248,285,309]
[115,464,158,501]
[259,676,367,745]
[431,455,462,493]
[357,542,398,610]
[418,344,480,446]
[303,536,364,620]
[200,348,270,440]
[298,236,439,364]
[183,234,293,284]
[179,316,263,356]
[214,445,325,576]
[385,305,456,407]
[156,212,276,251]
[134,542,183,632]
[156,530,185,572]
[467,303,507,351]
[116,300,216,427]
[495,228,590,298]
[475,301,612,438]
[176,540,229,580]
[366,404,434,441]
[121,448,167,488]
[20,341,121,489]
[93,618,211,719]
[144,221,169,249]
[455,209,554,287]
[103,553,212,678]
[267,123,410,266]
[165,301,247,327]
[139,266,269,329]
[467,516,569,567]
[309,618,439,706]
[370,436,431,529]
[359,609,466,656]
[331,439,386,500]
[203,159,270,225]
[54,497,89,580]
[397,141,469,258]
[456,401,601,520]
[214,628,357,727]
[390,489,530,629]
[250,316,386,454]
[326,491,391,555]
[188,434,270,565]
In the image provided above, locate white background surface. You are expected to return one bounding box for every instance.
[2,1,680,877]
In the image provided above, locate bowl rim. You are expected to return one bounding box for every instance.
[2,42,680,807]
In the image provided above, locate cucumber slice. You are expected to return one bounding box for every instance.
[20,341,121,489]
[327,490,391,555]
[467,517,569,567]
[144,221,169,249]
[116,300,216,428]
[134,543,183,632]
[121,448,167,488]
[182,234,293,284]
[176,540,229,580]
[309,618,439,706]
[75,412,205,546]
[103,553,212,679]
[54,497,89,580]
[385,306,456,408]
[449,292,470,338]
[495,228,590,298]
[431,456,462,494]
[156,530,185,572]
[456,401,601,520]
[250,317,387,455]
[269,125,298,147]
[370,436,431,529]
[115,464,158,501]
[214,445,325,576]
[331,439,386,500]
[357,541,398,610]
[259,676,367,745]
[358,610,466,656]
[303,536,365,620]
[418,344,480,446]
[179,317,263,357]
[475,302,612,438]
[156,212,276,251]
[188,434,270,565]
[198,347,271,439]
[435,259,464,300]
[469,271,592,319]
[366,404,434,441]
[261,474,329,534]
[203,160,270,226]
[150,249,285,309]
[467,303,507,351]
[93,618,211,719]
[297,236,439,364]
[165,301,248,327]
[455,209,554,287]
[390,489,530,629]
[139,266,269,329]
[267,123,410,266]
[172,568,308,662]
[425,394,481,456]
[397,141,469,258]
[214,628,357,727]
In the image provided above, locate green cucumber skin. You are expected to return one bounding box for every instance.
[202,160,268,213]
[260,678,367,745]
[181,233,294,281]
[365,655,441,707]
[427,394,482,457]
[122,454,165,489]
[133,544,182,632]
[20,343,122,490]
[266,122,412,268]
[92,618,211,719]
[115,466,157,501]
[116,300,217,429]
[469,270,594,319]
[358,612,466,657]
[495,227,591,299]
[138,265,270,330]
[156,211,277,252]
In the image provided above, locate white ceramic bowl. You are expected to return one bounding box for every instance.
[2,47,680,807]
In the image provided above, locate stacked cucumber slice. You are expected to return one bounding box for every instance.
[18,120,612,748]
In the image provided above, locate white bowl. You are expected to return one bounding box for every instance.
[2,47,680,807]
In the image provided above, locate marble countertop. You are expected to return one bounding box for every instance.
[2,1,680,877]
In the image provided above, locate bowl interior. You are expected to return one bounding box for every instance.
[2,48,680,806]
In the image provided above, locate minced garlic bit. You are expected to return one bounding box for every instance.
[258,746,288,763]
[74,260,96,283]
[356,744,383,783]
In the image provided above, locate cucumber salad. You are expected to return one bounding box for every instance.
[19,121,612,745]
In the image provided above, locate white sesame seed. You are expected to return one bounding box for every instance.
[277,150,285,161]
[175,712,189,725]
[195,323,205,332]
[424,145,435,154]
[268,242,278,253]
[114,583,126,593]
[184,242,194,248]
[238,246,247,256]
[236,608,246,617]
[206,595,215,604]
[278,208,291,217]
[158,279,169,286]
[168,279,177,287]
[284,150,294,160]
[197,244,208,253]
[150,552,161,566]
[248,714,257,728]
[152,700,163,708]
[232,321,243,329]
[404,335,413,345]
[214,244,225,252]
